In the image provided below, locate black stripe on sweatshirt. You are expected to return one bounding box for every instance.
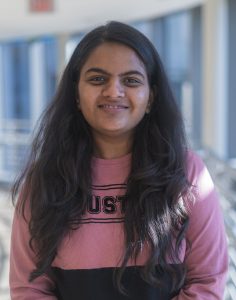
[51,265,180,300]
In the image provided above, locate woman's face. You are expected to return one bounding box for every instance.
[78,42,151,143]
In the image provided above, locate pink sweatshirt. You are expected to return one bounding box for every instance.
[9,151,228,299]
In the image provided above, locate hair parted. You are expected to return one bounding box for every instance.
[12,21,191,296]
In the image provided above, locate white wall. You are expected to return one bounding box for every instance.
[0,0,204,40]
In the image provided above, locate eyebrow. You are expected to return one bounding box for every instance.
[84,67,145,79]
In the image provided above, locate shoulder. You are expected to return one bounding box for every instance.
[184,150,219,217]
[183,151,225,238]
[185,150,214,192]
[186,150,206,177]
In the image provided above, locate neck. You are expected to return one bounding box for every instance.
[92,133,133,159]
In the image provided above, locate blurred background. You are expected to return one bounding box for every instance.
[0,0,235,299]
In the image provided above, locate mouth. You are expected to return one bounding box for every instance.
[98,104,129,109]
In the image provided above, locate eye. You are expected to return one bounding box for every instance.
[88,76,106,85]
[123,77,142,86]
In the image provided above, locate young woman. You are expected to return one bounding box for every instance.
[10,21,228,299]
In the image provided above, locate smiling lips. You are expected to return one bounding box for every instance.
[98,104,129,110]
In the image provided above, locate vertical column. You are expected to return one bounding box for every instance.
[228,0,236,160]
[44,38,57,102]
[57,34,69,83]
[161,12,191,108]
[29,41,46,128]
[152,18,165,61]
[2,44,15,119]
[0,46,3,127]
[190,6,202,149]
[202,0,228,159]
[17,42,30,120]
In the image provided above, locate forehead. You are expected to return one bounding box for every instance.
[80,42,147,75]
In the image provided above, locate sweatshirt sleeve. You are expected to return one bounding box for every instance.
[172,152,228,300]
[9,202,57,299]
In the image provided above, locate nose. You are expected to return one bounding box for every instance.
[102,79,125,98]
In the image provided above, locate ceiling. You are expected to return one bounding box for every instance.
[0,0,204,41]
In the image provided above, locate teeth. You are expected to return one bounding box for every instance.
[99,104,127,109]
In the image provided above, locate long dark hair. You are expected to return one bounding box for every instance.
[12,21,191,295]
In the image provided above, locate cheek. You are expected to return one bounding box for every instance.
[134,89,150,109]
[78,86,93,111]
[77,93,91,118]
[79,100,93,119]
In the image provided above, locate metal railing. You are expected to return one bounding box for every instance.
[0,119,32,184]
